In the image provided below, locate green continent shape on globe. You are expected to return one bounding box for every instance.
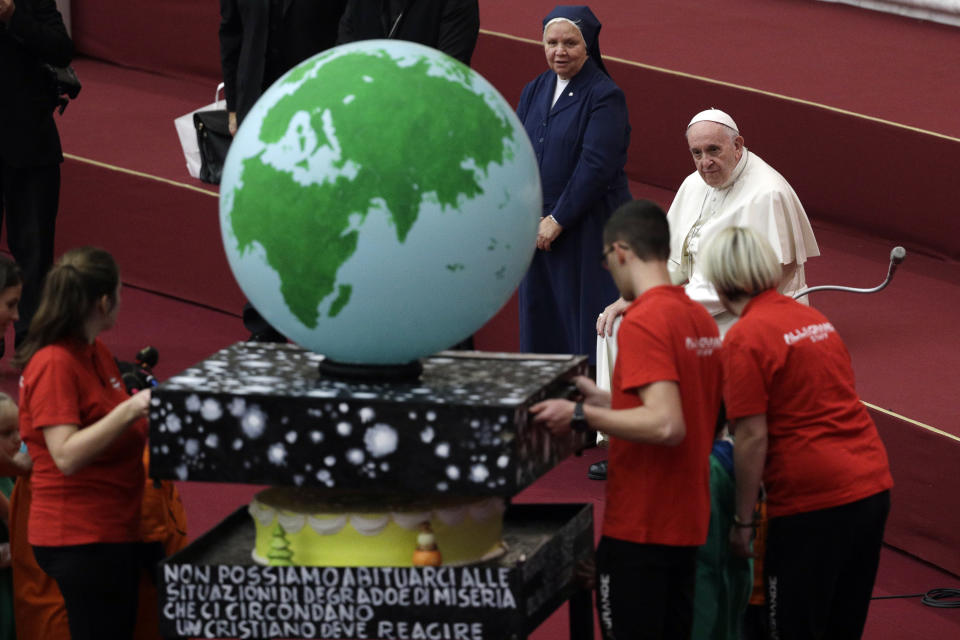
[229,49,514,328]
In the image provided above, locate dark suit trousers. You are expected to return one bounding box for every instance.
[0,161,59,344]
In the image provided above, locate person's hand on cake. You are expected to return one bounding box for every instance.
[530,398,576,435]
[575,555,596,590]
[574,375,610,407]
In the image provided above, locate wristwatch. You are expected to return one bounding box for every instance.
[571,402,589,433]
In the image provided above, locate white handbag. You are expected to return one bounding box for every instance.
[174,82,226,179]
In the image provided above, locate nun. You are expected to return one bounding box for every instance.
[516,5,632,362]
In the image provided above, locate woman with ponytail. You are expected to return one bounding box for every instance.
[14,247,150,640]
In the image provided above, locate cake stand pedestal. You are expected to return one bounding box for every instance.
[158,503,594,640]
[150,344,596,639]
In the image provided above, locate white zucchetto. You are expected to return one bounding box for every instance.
[687,108,739,134]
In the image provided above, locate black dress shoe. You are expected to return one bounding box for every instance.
[587,459,607,481]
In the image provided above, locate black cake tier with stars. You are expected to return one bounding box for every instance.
[149,343,589,496]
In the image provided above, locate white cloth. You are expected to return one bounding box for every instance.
[551,76,571,107]
[595,316,620,392]
[667,148,820,333]
[595,315,620,445]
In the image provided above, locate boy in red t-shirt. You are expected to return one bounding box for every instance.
[532,199,723,639]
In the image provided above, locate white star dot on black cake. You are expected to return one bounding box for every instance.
[150,343,588,495]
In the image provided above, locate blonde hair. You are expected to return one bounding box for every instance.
[701,226,781,301]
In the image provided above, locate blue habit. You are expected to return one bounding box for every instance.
[517,57,632,362]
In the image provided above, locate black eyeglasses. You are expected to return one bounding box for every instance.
[601,243,624,269]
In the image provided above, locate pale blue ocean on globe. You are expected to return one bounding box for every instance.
[219,40,541,364]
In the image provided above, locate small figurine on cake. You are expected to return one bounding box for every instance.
[267,524,294,566]
[412,522,442,566]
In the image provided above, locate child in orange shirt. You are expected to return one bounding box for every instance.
[0,392,28,640]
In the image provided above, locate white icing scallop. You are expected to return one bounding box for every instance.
[307,514,348,535]
[350,514,390,536]
[468,497,505,522]
[276,512,306,534]
[392,511,432,531]
[435,505,467,527]
[248,501,276,527]
[480,542,507,562]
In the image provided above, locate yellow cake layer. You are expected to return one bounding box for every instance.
[249,489,505,567]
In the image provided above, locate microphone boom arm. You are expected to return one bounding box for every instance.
[793,246,906,299]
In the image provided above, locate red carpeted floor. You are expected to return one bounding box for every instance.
[480,0,960,139]
[5,288,945,640]
[54,52,960,437]
[23,0,960,637]
[171,444,960,639]
[71,0,960,139]
[57,58,219,183]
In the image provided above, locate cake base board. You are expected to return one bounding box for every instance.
[158,502,594,640]
[148,344,590,496]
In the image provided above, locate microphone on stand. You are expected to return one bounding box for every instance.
[888,246,906,279]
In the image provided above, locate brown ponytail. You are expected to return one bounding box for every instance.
[0,255,23,292]
[13,247,119,370]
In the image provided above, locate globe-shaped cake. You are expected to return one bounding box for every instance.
[220,40,541,365]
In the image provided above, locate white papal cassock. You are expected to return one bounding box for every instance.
[667,147,820,334]
[596,146,820,401]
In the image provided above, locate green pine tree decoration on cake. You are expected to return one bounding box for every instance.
[267,523,294,566]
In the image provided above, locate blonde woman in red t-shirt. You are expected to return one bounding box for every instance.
[13,247,151,640]
[701,226,892,640]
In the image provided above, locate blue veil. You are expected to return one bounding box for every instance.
[542,5,609,77]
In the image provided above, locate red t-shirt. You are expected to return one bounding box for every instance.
[20,338,148,546]
[604,285,723,546]
[722,290,893,518]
